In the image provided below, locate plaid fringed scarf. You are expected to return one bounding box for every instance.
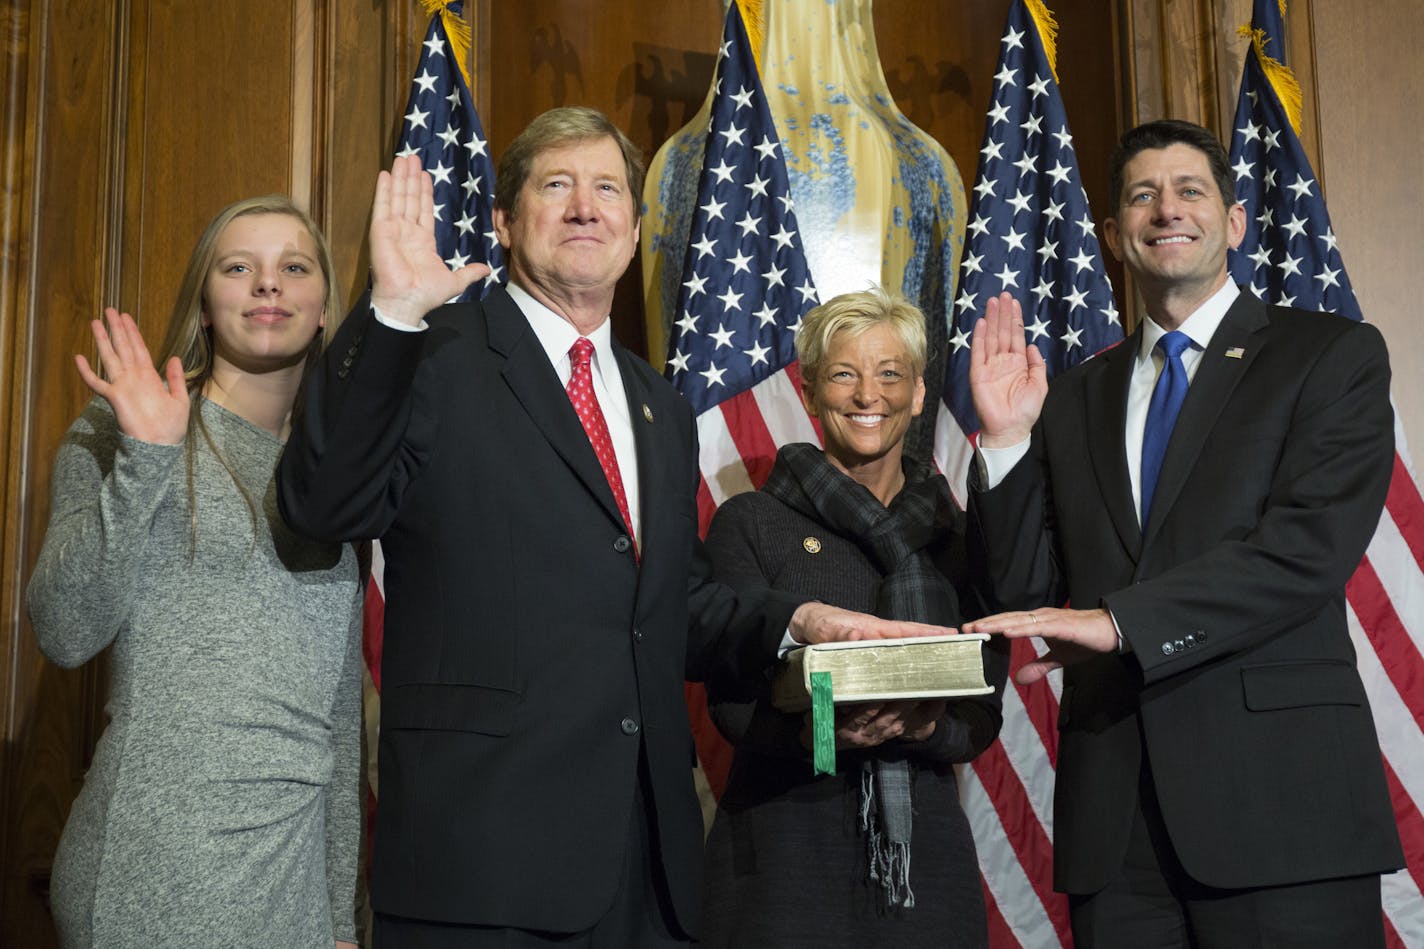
[761,442,961,909]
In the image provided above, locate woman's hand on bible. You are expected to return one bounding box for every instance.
[804,700,944,750]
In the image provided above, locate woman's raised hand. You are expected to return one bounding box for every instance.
[75,308,189,445]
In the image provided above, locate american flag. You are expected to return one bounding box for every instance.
[392,0,504,299]
[363,0,502,831]
[663,0,821,796]
[664,0,821,524]
[932,1,1122,945]
[1227,1,1424,942]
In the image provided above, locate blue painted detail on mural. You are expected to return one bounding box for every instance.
[785,113,862,297]
[892,126,961,341]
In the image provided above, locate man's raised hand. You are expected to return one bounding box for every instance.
[369,155,491,326]
[969,291,1048,449]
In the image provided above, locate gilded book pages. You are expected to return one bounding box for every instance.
[772,633,993,712]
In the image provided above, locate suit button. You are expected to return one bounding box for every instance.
[1184,633,1196,647]
[1161,642,1175,656]
[1196,630,1208,643]
[337,368,350,379]
[613,535,632,553]
[620,717,639,736]
[1173,639,1186,652]
[632,629,644,643]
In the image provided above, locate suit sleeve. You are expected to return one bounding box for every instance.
[700,495,812,760]
[966,438,1069,615]
[277,299,429,542]
[676,406,806,688]
[1107,321,1393,683]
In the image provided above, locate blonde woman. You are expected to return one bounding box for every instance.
[28,197,362,948]
[700,287,1009,948]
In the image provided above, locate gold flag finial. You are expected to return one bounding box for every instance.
[1023,0,1060,83]
[1236,9,1304,136]
[418,0,474,93]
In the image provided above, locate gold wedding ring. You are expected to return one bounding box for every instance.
[1029,613,1039,624]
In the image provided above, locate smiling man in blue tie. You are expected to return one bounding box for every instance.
[962,119,1403,947]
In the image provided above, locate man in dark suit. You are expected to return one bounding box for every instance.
[278,107,943,947]
[962,119,1404,946]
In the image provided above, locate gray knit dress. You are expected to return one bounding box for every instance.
[28,397,363,948]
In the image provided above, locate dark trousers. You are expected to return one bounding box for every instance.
[374,750,688,948]
[1070,743,1386,948]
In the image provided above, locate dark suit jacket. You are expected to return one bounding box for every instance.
[968,291,1405,895]
[277,287,801,934]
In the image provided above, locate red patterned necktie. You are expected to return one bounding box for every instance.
[566,337,636,548]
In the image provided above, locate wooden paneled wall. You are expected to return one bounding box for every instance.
[0,1,419,942]
[1,0,1417,943]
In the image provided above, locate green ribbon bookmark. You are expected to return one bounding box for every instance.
[810,671,835,775]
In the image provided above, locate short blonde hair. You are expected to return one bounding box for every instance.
[796,286,927,383]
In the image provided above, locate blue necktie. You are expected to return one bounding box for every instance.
[1140,330,1193,529]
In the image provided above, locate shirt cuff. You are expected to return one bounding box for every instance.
[371,302,428,332]
[977,436,1031,490]
[1107,608,1130,653]
[777,629,800,659]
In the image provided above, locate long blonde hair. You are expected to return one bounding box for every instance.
[156,195,341,541]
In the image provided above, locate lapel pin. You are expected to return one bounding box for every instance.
[1224,347,1245,359]
[642,404,654,423]
[802,536,822,554]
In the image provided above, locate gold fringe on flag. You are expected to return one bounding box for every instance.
[420,0,474,93]
[1024,0,1059,83]
[735,0,765,76]
[1236,20,1303,135]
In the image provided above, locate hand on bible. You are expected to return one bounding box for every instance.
[789,601,955,645]
[800,699,945,751]
[368,154,490,326]
[963,606,1117,684]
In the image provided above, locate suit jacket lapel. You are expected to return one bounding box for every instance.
[615,345,673,562]
[1085,335,1143,559]
[1142,291,1267,547]
[485,288,628,533]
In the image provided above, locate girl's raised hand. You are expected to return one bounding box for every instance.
[75,308,190,445]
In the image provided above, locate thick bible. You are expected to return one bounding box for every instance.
[772,633,994,712]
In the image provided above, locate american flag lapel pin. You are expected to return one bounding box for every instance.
[1224,347,1246,359]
